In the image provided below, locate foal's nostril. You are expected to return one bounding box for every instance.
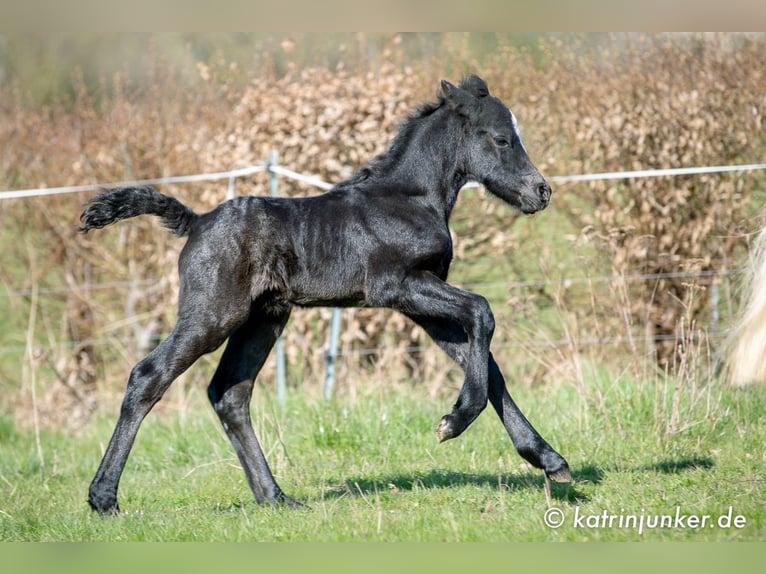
[538,183,552,203]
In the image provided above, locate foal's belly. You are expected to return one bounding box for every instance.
[285,264,368,308]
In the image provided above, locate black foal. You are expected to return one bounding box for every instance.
[80,75,570,514]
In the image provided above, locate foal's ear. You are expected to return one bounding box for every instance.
[441,80,479,117]
[460,75,490,98]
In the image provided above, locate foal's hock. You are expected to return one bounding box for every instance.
[80,75,570,515]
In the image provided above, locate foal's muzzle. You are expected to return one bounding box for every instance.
[520,180,551,214]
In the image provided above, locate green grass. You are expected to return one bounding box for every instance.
[1,372,764,542]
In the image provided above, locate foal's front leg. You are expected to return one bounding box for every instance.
[407,314,571,482]
[487,355,571,482]
[378,272,495,441]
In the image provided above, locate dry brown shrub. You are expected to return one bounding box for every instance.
[533,35,764,368]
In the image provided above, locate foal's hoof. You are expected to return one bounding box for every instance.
[274,492,309,510]
[88,488,121,516]
[545,463,572,484]
[435,414,460,443]
[88,498,120,517]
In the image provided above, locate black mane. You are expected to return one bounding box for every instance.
[337,76,488,190]
[336,96,448,189]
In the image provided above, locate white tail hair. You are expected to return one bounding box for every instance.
[725,223,766,386]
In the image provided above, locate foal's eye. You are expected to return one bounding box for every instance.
[493,136,510,148]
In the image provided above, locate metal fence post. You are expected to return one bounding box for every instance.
[268,151,287,403]
[324,307,342,401]
[226,175,236,200]
[710,281,720,339]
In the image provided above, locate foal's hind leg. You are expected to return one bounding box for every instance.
[88,316,236,515]
[408,314,570,482]
[207,301,302,508]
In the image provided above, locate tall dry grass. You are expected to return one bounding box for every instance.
[2,34,764,427]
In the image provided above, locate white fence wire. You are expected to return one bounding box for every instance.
[2,161,765,202]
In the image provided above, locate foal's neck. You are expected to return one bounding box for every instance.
[384,109,467,217]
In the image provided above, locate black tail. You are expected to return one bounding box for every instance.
[79,186,199,237]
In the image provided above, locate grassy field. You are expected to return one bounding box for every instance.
[1,369,763,542]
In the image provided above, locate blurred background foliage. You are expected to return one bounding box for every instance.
[0,33,558,103]
[1,33,764,428]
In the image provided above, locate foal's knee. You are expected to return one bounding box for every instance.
[471,296,495,343]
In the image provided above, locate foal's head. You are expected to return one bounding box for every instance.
[443,75,551,215]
